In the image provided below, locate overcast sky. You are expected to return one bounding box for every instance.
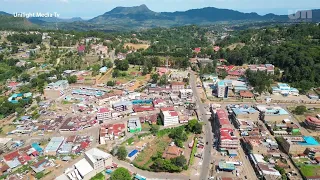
[1,0,319,19]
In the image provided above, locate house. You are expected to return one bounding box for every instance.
[162,145,183,159]
[96,107,111,122]
[230,106,259,121]
[139,114,158,124]
[157,67,168,76]
[256,105,290,123]
[127,118,142,133]
[100,123,126,144]
[215,109,233,129]
[194,47,201,53]
[217,80,230,98]
[179,89,193,100]
[44,80,69,100]
[112,101,132,112]
[77,45,85,54]
[153,99,166,108]
[44,137,64,156]
[248,64,275,75]
[99,67,108,73]
[239,90,254,99]
[219,128,239,151]
[160,107,179,127]
[31,159,48,173]
[272,83,299,96]
[0,138,13,152]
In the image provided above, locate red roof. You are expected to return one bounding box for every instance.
[220,131,232,140]
[77,76,85,81]
[4,151,19,161]
[133,106,154,112]
[170,81,185,86]
[169,111,179,116]
[160,107,175,111]
[8,82,18,87]
[306,116,320,125]
[240,90,254,98]
[216,109,231,126]
[213,46,220,52]
[106,123,126,136]
[80,142,89,149]
[194,47,201,53]
[98,108,110,113]
[153,99,165,105]
[78,45,85,52]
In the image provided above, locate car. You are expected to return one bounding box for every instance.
[206,141,208,145]
[130,164,134,167]
[244,176,247,179]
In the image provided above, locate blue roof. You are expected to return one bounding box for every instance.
[218,162,235,170]
[100,66,108,73]
[128,149,138,157]
[232,107,257,115]
[106,169,113,174]
[135,174,146,180]
[298,136,320,146]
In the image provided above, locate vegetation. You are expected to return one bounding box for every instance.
[189,138,198,166]
[245,70,273,94]
[110,167,131,180]
[150,153,187,172]
[116,146,127,160]
[90,172,105,180]
[186,120,202,134]
[218,24,320,92]
[293,105,307,115]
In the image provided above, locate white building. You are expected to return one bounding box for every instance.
[96,107,111,122]
[179,89,193,100]
[272,83,299,96]
[44,80,69,100]
[160,108,179,127]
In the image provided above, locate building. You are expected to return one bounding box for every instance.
[231,106,259,121]
[215,109,233,129]
[217,80,232,98]
[218,161,235,171]
[96,108,111,122]
[242,136,278,154]
[170,82,185,92]
[179,89,193,100]
[44,137,64,155]
[266,119,300,136]
[279,136,320,154]
[100,123,126,144]
[71,148,112,180]
[162,145,183,159]
[219,128,239,151]
[248,64,275,75]
[256,105,290,123]
[44,80,69,100]
[272,83,299,96]
[127,118,142,133]
[112,101,132,112]
[160,107,179,127]
[305,116,320,131]
[0,138,12,152]
[153,99,166,108]
[78,45,85,54]
[250,154,281,179]
[239,90,254,99]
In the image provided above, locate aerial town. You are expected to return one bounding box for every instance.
[0,2,320,180]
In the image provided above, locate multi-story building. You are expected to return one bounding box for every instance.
[44,80,69,100]
[272,83,299,96]
[305,116,320,131]
[112,101,132,112]
[170,82,185,92]
[215,109,233,129]
[217,80,233,98]
[219,128,239,151]
[179,89,193,100]
[127,118,142,133]
[99,123,126,144]
[278,136,320,154]
[248,64,275,75]
[242,136,278,154]
[96,108,111,122]
[44,137,64,156]
[160,107,179,127]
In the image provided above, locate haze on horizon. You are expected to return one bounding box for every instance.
[1,0,319,19]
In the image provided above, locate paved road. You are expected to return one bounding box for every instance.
[190,71,213,180]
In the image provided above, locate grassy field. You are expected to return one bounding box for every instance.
[133,136,171,168]
[226,43,245,50]
[300,165,320,177]
[124,43,149,50]
[0,125,16,135]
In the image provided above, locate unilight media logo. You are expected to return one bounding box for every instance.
[288,9,312,21]
[13,12,61,18]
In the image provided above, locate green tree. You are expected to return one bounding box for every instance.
[294,105,307,115]
[193,123,202,134]
[67,75,77,84]
[159,74,168,86]
[107,81,115,86]
[112,69,120,78]
[150,124,160,135]
[20,73,30,82]
[171,155,187,167]
[116,146,127,160]
[110,167,131,180]
[106,61,113,68]
[151,73,159,83]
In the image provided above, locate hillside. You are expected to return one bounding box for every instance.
[0,15,38,30]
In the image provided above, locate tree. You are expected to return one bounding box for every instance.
[107,81,115,86]
[186,119,198,132]
[151,73,159,83]
[171,155,187,167]
[193,123,202,134]
[20,73,30,82]
[116,146,127,160]
[115,59,129,71]
[294,105,307,115]
[67,75,77,84]
[0,54,4,62]
[112,69,120,78]
[220,69,228,79]
[159,74,168,86]
[150,124,160,135]
[110,167,131,180]
[106,61,113,68]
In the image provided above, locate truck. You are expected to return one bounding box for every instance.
[226,161,243,166]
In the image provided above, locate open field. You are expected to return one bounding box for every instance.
[0,124,15,135]
[133,136,171,168]
[124,43,149,50]
[226,43,245,50]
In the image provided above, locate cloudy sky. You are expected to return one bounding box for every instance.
[1,0,319,19]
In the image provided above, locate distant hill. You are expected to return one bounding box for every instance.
[0,6,319,31]
[0,12,38,30]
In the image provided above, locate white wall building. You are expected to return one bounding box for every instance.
[160,110,179,127]
[96,107,111,122]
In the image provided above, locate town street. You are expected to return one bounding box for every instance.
[190,71,213,180]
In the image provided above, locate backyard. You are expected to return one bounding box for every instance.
[294,158,320,177]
